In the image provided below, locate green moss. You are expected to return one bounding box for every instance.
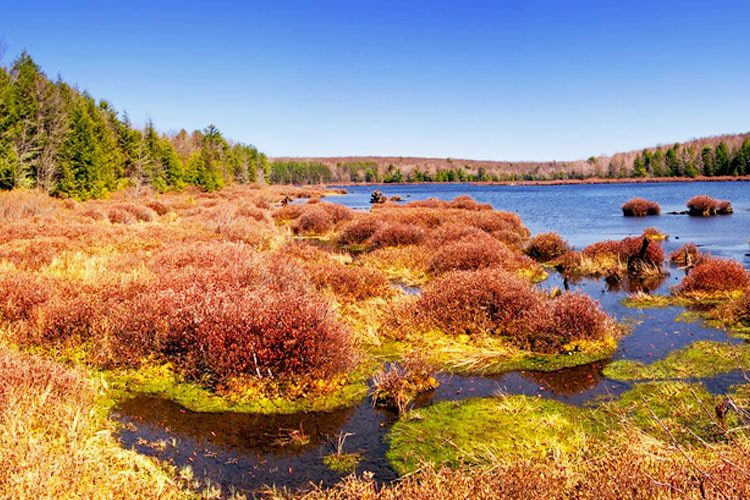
[603,341,750,381]
[419,330,618,375]
[622,293,679,309]
[602,381,725,444]
[386,395,604,475]
[322,452,361,473]
[104,363,369,415]
[386,381,733,475]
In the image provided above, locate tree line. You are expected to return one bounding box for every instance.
[0,51,267,199]
[630,141,750,178]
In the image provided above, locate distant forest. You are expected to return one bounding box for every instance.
[0,51,267,199]
[271,133,750,184]
[2,51,749,197]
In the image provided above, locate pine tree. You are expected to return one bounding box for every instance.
[715,142,730,176]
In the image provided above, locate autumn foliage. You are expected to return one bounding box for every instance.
[621,197,660,216]
[678,257,750,295]
[525,232,571,261]
[686,195,733,216]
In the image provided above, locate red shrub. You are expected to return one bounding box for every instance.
[622,198,660,216]
[0,271,53,322]
[405,195,492,211]
[520,293,611,353]
[670,243,704,267]
[309,262,392,300]
[112,203,157,222]
[368,222,426,248]
[145,200,171,216]
[417,269,544,337]
[107,208,135,224]
[336,217,381,245]
[678,257,750,294]
[295,205,335,235]
[619,236,665,267]
[428,234,538,275]
[525,232,571,261]
[687,195,733,216]
[429,223,485,244]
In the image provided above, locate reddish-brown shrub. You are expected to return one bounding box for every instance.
[295,205,335,235]
[81,207,106,221]
[107,208,136,224]
[622,198,660,216]
[111,203,157,222]
[582,240,622,259]
[619,236,665,267]
[670,243,703,266]
[428,234,538,275]
[520,293,611,352]
[309,262,392,300]
[405,195,492,211]
[417,268,543,337]
[368,222,426,248]
[144,199,170,216]
[687,195,733,216]
[336,217,381,245]
[678,257,750,294]
[525,232,571,261]
[0,271,53,322]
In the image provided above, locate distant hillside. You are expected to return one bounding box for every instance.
[271,132,750,183]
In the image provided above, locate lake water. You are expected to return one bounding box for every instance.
[331,181,750,266]
[113,181,750,494]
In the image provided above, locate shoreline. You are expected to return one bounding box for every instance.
[327,175,750,188]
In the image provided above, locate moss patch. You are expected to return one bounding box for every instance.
[414,329,618,375]
[322,452,361,473]
[603,341,750,381]
[104,363,369,415]
[387,381,737,475]
[387,395,604,474]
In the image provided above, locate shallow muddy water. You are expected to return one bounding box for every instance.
[114,182,750,494]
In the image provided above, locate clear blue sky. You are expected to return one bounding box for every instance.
[2,0,749,160]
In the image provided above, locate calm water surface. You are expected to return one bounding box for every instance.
[114,181,750,494]
[331,181,750,265]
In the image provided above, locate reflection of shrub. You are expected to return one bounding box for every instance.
[525,232,570,261]
[687,195,733,216]
[678,258,750,295]
[622,198,660,216]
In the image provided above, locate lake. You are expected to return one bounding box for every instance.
[331,181,750,266]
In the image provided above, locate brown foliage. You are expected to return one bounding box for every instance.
[621,197,660,216]
[687,195,733,216]
[368,223,427,248]
[417,269,543,338]
[429,233,539,275]
[678,257,750,294]
[525,232,571,261]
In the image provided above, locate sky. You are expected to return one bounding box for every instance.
[1,0,749,160]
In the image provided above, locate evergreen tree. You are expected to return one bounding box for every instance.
[715,142,730,176]
[700,146,715,176]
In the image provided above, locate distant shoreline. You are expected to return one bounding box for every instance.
[328,175,750,188]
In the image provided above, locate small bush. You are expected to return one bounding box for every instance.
[622,198,660,216]
[417,269,544,337]
[107,208,135,224]
[670,243,703,267]
[429,234,538,276]
[336,217,381,246]
[310,262,392,300]
[687,195,733,216]
[368,223,426,248]
[144,199,170,216]
[619,236,665,268]
[372,354,438,413]
[678,258,750,295]
[525,232,571,261]
[520,293,611,353]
